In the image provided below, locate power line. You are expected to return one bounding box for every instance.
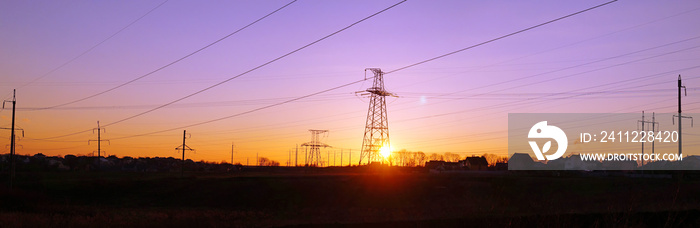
[384,0,618,75]
[38,0,407,140]
[400,35,700,103]
[174,0,628,144]
[27,0,633,157]
[99,0,405,127]
[391,65,700,124]
[18,92,350,111]
[18,0,170,89]
[52,0,613,142]
[394,4,700,90]
[384,42,700,118]
[34,0,298,110]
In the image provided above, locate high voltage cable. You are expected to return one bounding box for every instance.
[383,40,700,116]
[19,93,350,111]
[18,0,170,90]
[102,0,406,127]
[379,73,700,146]
[393,65,700,123]
[108,79,375,140]
[17,88,673,111]
[46,0,613,141]
[400,35,700,103]
[395,5,700,90]
[230,80,700,146]
[383,0,618,75]
[192,83,685,142]
[400,91,700,150]
[37,0,407,140]
[409,98,700,151]
[137,71,700,151]
[34,0,298,110]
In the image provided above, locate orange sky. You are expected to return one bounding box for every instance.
[2,1,700,164]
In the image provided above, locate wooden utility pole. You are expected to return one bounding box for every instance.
[88,121,109,170]
[175,130,194,177]
[2,90,17,189]
[674,75,693,157]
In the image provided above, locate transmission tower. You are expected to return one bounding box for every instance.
[88,121,110,170]
[358,68,396,165]
[301,129,330,167]
[175,130,195,177]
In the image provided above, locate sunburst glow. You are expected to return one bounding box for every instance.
[380,145,393,158]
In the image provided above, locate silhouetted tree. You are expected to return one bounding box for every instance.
[496,156,508,164]
[444,152,461,162]
[258,157,280,166]
[414,151,427,166]
[482,153,509,167]
[428,153,444,161]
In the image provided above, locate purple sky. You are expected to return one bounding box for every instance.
[1,1,700,164]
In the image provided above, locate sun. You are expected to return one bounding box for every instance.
[379,145,393,158]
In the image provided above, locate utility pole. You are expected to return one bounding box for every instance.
[288,149,291,167]
[295,144,298,167]
[175,130,194,177]
[652,113,657,157]
[674,75,693,157]
[2,90,17,189]
[88,121,109,170]
[0,124,22,187]
[231,142,234,164]
[638,112,657,168]
[639,112,645,168]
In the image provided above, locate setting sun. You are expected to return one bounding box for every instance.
[380,145,393,158]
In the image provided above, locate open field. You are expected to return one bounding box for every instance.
[2,167,700,227]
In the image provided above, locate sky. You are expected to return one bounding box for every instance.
[1,0,700,165]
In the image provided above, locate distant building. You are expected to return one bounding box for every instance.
[678,155,700,170]
[425,160,462,171]
[600,160,637,170]
[462,156,488,171]
[425,160,444,170]
[563,154,598,170]
[495,162,508,170]
[509,153,540,169]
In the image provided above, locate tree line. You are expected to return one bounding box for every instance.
[388,150,508,167]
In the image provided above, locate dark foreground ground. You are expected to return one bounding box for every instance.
[1,167,700,227]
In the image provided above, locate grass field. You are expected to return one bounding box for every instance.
[1,167,700,227]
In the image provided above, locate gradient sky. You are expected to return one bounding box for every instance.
[1,0,700,165]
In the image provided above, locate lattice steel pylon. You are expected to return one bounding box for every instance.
[359,68,396,165]
[301,129,330,167]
